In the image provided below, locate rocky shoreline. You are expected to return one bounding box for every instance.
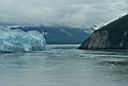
[79,14,128,49]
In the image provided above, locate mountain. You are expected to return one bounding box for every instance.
[11,26,92,44]
[79,14,128,49]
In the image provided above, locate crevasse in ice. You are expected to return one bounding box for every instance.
[0,26,46,52]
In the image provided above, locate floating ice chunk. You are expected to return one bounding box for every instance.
[0,26,46,52]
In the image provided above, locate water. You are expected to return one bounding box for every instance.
[0,45,128,86]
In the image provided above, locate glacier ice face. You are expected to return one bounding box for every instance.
[0,26,46,52]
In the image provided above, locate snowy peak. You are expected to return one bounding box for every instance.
[11,26,92,44]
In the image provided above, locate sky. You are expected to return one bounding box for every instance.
[0,0,128,27]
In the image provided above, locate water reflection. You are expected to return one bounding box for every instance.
[0,45,128,86]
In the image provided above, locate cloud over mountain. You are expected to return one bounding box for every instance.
[0,0,127,27]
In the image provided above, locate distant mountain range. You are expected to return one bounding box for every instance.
[10,26,93,44]
[79,14,128,49]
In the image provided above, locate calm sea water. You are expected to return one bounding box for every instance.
[0,45,128,86]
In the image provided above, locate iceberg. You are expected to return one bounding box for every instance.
[0,26,46,52]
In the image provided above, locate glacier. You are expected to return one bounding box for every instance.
[0,26,46,53]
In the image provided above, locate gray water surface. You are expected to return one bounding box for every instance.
[0,45,128,86]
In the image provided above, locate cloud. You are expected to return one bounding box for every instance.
[0,0,127,27]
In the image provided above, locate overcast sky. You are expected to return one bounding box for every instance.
[0,0,127,27]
